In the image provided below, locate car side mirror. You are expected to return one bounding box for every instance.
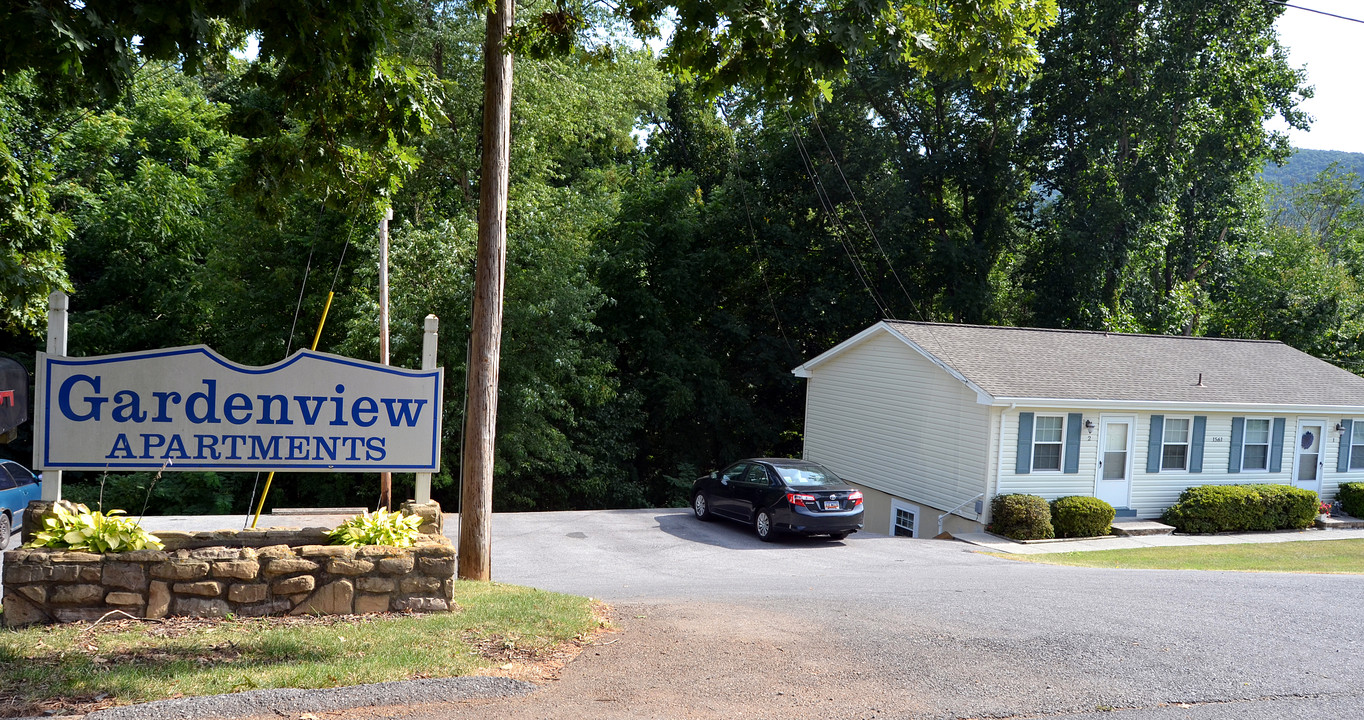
[709,471,717,480]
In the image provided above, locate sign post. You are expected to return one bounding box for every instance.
[41,291,68,501]
[414,314,439,504]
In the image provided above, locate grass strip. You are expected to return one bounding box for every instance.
[995,538,1364,573]
[0,581,601,717]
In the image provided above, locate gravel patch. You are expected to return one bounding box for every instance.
[81,677,535,720]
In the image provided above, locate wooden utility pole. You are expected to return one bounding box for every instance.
[459,0,514,581]
[378,207,393,511]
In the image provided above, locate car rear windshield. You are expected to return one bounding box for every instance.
[773,464,838,487]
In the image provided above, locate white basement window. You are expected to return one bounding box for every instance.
[890,499,920,538]
[1242,418,1271,472]
[1162,417,1190,471]
[1032,415,1064,472]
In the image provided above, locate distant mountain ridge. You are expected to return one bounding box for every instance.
[1262,148,1364,188]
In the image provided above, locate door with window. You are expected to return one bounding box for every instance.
[1292,420,1324,493]
[1095,417,1134,508]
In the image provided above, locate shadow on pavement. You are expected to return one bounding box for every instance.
[653,511,850,551]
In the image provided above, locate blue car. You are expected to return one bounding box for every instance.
[0,460,41,545]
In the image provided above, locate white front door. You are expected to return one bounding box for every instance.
[1095,417,1134,508]
[1292,420,1324,494]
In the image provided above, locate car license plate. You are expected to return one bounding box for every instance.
[823,501,841,510]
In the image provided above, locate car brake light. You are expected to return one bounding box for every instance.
[787,492,817,506]
[848,490,864,506]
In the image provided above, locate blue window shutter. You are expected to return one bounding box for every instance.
[1064,413,1082,474]
[1016,412,1034,475]
[1228,417,1245,473]
[1189,416,1207,473]
[1146,415,1164,473]
[1339,419,1355,473]
[1269,417,1286,473]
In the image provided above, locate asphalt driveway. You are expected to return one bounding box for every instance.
[369,508,1364,720]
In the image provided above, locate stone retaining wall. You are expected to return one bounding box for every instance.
[3,530,457,627]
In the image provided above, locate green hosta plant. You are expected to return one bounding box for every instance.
[27,503,164,552]
[328,509,424,547]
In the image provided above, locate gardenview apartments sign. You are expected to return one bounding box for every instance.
[34,346,442,472]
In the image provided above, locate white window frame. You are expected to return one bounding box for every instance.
[1161,416,1192,472]
[1241,417,1272,472]
[890,499,920,538]
[1350,420,1364,471]
[1031,414,1066,473]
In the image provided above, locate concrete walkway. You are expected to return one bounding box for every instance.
[954,525,1364,554]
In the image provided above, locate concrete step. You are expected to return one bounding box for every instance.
[1318,514,1364,529]
[1111,520,1175,537]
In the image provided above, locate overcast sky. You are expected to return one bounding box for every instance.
[1270,0,1364,153]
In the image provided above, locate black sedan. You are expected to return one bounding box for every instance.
[691,458,864,541]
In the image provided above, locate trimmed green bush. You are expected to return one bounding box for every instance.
[1160,484,1318,534]
[1051,496,1115,538]
[1339,482,1364,518]
[990,493,1054,540]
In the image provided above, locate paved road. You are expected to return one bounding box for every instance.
[345,508,1364,720]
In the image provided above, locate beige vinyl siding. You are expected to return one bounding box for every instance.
[802,330,992,521]
[996,409,1100,502]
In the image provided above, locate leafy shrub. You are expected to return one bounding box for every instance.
[26,503,164,552]
[1339,482,1364,518]
[990,494,1054,540]
[328,509,424,547]
[1051,496,1115,538]
[1160,484,1317,534]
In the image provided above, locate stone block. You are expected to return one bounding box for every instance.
[50,584,104,605]
[357,545,397,557]
[53,608,109,623]
[272,575,316,595]
[102,562,148,590]
[263,557,319,578]
[105,591,145,606]
[292,580,353,615]
[49,551,103,563]
[444,578,455,600]
[3,593,49,627]
[400,575,442,595]
[395,597,448,612]
[356,576,395,593]
[173,597,231,618]
[174,581,225,597]
[5,564,46,583]
[399,499,444,535]
[151,560,210,581]
[47,565,81,582]
[78,565,103,582]
[17,585,47,604]
[328,558,375,576]
[237,599,292,617]
[211,560,261,580]
[154,531,195,550]
[147,581,171,619]
[5,548,40,564]
[118,549,169,563]
[354,593,392,614]
[297,545,354,559]
[377,556,414,575]
[413,543,457,558]
[228,583,269,604]
[417,557,455,576]
[190,546,245,561]
[256,544,295,558]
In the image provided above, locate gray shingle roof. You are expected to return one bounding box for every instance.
[883,321,1364,407]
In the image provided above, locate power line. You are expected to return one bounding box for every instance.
[1269,1,1364,24]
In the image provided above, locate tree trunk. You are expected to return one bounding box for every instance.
[459,0,514,581]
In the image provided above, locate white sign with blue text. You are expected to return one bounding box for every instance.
[34,346,443,472]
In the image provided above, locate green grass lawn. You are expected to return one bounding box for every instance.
[0,581,602,717]
[997,539,1364,574]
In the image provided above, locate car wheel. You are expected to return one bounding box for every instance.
[0,512,10,548]
[754,510,776,542]
[692,492,713,521]
[829,531,850,541]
